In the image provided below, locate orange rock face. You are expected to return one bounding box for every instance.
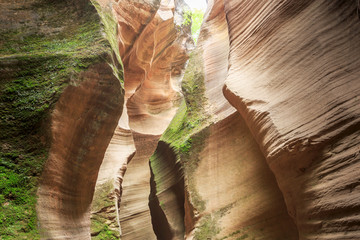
[37,63,123,239]
[34,0,360,239]
[148,1,298,239]
[122,1,192,135]
[149,0,360,239]
[90,0,193,238]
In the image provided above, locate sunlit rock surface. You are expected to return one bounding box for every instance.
[223,0,360,239]
[37,62,123,239]
[149,0,297,239]
[3,0,359,239]
[91,0,193,239]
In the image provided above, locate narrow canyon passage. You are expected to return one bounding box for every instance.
[11,0,357,239]
[91,0,194,238]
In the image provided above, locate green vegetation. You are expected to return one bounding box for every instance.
[91,181,120,240]
[150,43,216,236]
[220,227,259,240]
[160,49,210,148]
[160,48,211,180]
[91,218,119,240]
[91,180,115,212]
[183,9,204,43]
[91,0,124,87]
[88,2,125,238]
[0,1,114,238]
[194,215,220,240]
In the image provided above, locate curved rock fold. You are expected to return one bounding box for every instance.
[27,0,360,239]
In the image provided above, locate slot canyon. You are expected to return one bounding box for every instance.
[0,0,359,239]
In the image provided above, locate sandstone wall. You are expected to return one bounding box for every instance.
[223,1,360,239]
[37,62,123,239]
[91,0,193,238]
[3,0,359,239]
[150,0,360,239]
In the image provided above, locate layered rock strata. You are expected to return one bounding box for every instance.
[0,0,122,238]
[91,0,192,238]
[222,0,360,239]
[3,0,359,239]
[37,62,123,239]
[149,0,298,239]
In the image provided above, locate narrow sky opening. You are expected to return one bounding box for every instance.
[184,0,207,11]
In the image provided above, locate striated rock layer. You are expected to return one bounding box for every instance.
[119,132,160,239]
[91,0,193,238]
[18,0,360,239]
[37,62,123,239]
[222,0,360,239]
[149,0,298,239]
[149,0,360,239]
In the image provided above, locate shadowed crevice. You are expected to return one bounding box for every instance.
[149,141,185,239]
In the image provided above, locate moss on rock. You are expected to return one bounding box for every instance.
[0,0,116,238]
[150,45,216,236]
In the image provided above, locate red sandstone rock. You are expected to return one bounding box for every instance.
[32,0,360,239]
[37,63,123,239]
[91,0,192,238]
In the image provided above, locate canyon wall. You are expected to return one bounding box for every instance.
[150,0,360,239]
[0,0,123,238]
[223,0,360,239]
[91,0,193,239]
[1,0,359,239]
[37,62,123,239]
[149,0,298,238]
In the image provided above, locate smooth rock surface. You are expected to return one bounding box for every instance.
[91,0,192,238]
[149,0,299,239]
[37,63,123,239]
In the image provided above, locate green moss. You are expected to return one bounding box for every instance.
[236,234,249,240]
[160,49,210,148]
[221,227,262,240]
[194,215,220,240]
[90,181,120,239]
[151,44,212,227]
[91,216,119,240]
[91,180,115,212]
[0,1,114,238]
[153,48,211,192]
[91,0,124,87]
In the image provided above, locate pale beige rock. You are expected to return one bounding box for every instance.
[91,125,135,237]
[194,112,298,239]
[201,0,234,121]
[149,0,298,239]
[123,0,192,135]
[223,0,360,238]
[91,0,192,238]
[33,0,360,239]
[119,132,160,240]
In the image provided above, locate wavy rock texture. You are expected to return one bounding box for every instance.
[0,0,125,238]
[91,125,135,238]
[223,0,360,239]
[90,0,193,238]
[119,132,160,239]
[149,0,298,239]
[122,0,192,135]
[37,62,123,239]
[4,0,359,239]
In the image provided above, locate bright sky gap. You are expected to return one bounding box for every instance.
[184,0,207,11]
